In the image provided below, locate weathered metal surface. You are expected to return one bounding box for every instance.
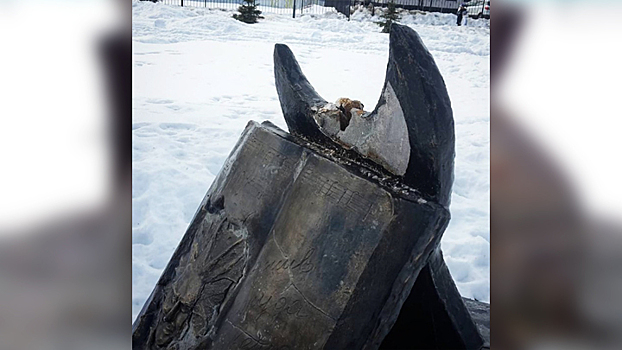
[132,121,467,349]
[133,22,485,350]
[132,122,304,349]
[274,24,455,207]
[380,249,486,349]
[463,298,490,349]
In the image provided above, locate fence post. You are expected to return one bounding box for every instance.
[293,0,296,18]
[181,0,183,6]
[348,0,352,20]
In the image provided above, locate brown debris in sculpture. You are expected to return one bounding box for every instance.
[311,97,367,135]
[275,24,455,207]
[336,97,365,131]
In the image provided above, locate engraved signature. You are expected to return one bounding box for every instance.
[260,248,315,274]
[249,291,309,327]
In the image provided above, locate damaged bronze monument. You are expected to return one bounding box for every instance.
[132,24,488,350]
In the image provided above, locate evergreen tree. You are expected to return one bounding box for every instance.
[233,0,264,24]
[376,1,400,33]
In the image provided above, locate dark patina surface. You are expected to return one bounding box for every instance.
[133,122,465,349]
[133,23,487,350]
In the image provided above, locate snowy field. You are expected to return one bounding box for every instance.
[132,0,489,320]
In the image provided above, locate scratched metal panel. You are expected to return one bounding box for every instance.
[132,121,304,349]
[211,153,393,349]
[132,121,458,350]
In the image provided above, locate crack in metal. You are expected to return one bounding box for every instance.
[226,319,270,347]
[288,281,336,322]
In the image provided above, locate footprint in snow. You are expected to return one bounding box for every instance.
[132,122,150,130]
[146,98,174,105]
[159,123,197,131]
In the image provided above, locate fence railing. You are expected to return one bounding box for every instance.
[151,0,348,17]
[145,0,482,19]
[368,0,460,14]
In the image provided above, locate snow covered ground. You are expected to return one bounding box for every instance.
[132,0,489,320]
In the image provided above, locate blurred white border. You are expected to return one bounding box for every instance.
[499,1,622,220]
[0,0,120,234]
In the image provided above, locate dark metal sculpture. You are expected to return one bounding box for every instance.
[132,24,487,350]
[274,24,454,207]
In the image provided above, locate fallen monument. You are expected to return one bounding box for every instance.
[133,24,488,350]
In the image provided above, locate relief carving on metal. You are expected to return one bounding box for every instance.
[134,22,486,350]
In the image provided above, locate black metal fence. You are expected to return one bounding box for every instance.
[151,0,353,17]
[369,0,460,14]
[146,0,486,19]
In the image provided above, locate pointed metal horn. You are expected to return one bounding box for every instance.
[274,25,455,207]
[382,24,455,207]
[274,44,330,143]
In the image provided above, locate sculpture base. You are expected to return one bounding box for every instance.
[132,121,484,350]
